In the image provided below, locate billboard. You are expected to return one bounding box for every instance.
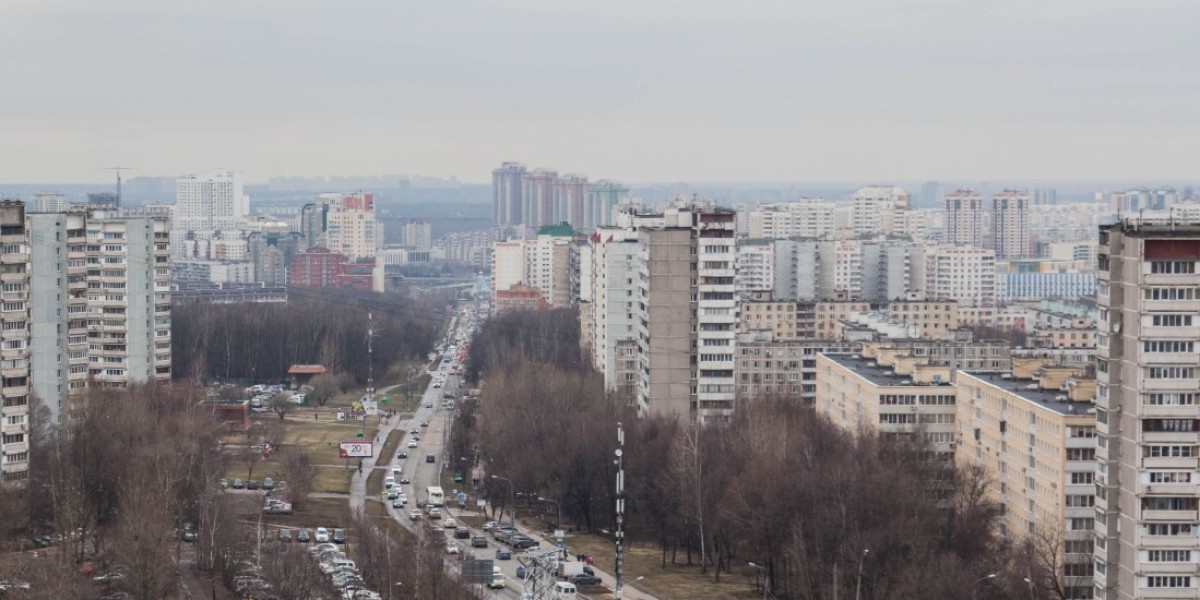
[338,440,374,458]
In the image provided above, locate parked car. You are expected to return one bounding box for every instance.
[568,573,602,586]
[247,480,259,491]
[495,547,512,560]
[315,527,330,543]
[410,429,419,435]
[510,535,539,550]
[262,477,275,491]
[297,529,311,543]
[471,536,488,548]
[218,478,228,489]
[332,528,346,544]
[180,524,197,542]
[232,479,245,489]
[445,544,459,555]
[278,529,292,543]
[409,510,422,520]
[516,565,528,579]
[420,422,429,428]
[482,521,499,531]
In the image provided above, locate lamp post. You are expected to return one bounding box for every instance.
[1022,577,1037,600]
[972,574,997,600]
[491,475,515,529]
[539,496,563,549]
[748,562,769,600]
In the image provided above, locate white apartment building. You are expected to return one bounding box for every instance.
[924,246,996,306]
[747,199,836,239]
[85,211,172,390]
[819,240,864,300]
[174,170,247,233]
[491,240,525,295]
[489,232,573,311]
[1095,220,1200,600]
[851,186,911,236]
[587,228,641,395]
[30,192,68,214]
[308,192,380,260]
[735,241,775,296]
[944,189,985,247]
[28,211,89,421]
[401,219,433,250]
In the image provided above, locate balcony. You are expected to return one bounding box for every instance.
[1141,404,1200,419]
[1141,431,1200,445]
[1140,482,1200,496]
[1140,508,1199,522]
[1138,352,1199,366]
[0,272,25,284]
[1142,456,1200,470]
[1136,534,1198,549]
[1,384,28,397]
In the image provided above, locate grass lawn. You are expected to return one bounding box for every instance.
[377,429,404,465]
[283,419,381,466]
[264,497,353,533]
[525,517,757,600]
[313,466,353,494]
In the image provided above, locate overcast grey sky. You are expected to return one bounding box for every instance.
[2,0,1197,184]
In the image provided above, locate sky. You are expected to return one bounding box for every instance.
[2,0,1197,184]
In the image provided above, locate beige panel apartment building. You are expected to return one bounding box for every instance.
[956,371,1097,599]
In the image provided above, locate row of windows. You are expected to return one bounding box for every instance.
[1145,575,1192,588]
[1144,445,1196,458]
[1149,367,1194,379]
[1146,393,1198,406]
[1145,287,1198,300]
[1150,261,1197,274]
[1144,341,1195,353]
[1151,314,1194,326]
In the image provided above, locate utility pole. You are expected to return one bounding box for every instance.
[614,422,626,599]
[366,311,375,398]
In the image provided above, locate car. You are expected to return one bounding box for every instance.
[482,521,499,531]
[569,573,602,586]
[471,536,488,548]
[425,402,433,408]
[425,454,435,464]
[443,517,457,528]
[218,478,228,488]
[333,528,346,544]
[92,571,127,584]
[278,529,292,543]
[407,441,418,448]
[495,547,512,560]
[232,479,245,489]
[179,524,197,542]
[297,529,311,543]
[397,451,408,459]
[454,527,470,539]
[411,435,420,442]
[247,480,259,490]
[262,477,275,491]
[315,527,330,543]
[264,500,293,515]
[392,498,405,509]
[510,536,539,550]
[387,489,399,500]
[410,429,419,435]
[432,382,441,388]
[409,510,422,520]
[384,477,395,489]
[516,565,528,579]
[420,422,429,428]
[445,544,459,555]
[400,477,411,484]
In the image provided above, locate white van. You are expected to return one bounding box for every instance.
[385,476,396,489]
[551,582,577,600]
[489,566,506,589]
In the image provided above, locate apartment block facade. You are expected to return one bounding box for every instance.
[945,188,986,247]
[1095,220,1200,599]
[0,203,31,485]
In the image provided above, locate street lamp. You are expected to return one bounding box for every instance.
[748,562,769,600]
[1022,577,1037,600]
[491,475,515,529]
[972,574,997,600]
[537,497,562,528]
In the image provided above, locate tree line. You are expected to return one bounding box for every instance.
[454,309,1074,600]
[172,287,446,385]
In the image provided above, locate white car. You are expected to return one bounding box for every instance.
[443,517,457,528]
[446,544,460,555]
[315,527,330,543]
[407,441,418,448]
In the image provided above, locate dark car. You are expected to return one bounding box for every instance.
[569,573,602,586]
[425,454,435,464]
[332,528,346,544]
[495,547,512,560]
[510,536,539,550]
[278,529,291,543]
[246,480,259,490]
[397,451,408,459]
[516,565,528,579]
[471,536,488,548]
[454,527,470,539]
[400,477,411,484]
[296,529,311,543]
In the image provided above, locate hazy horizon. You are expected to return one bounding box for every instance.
[3,1,1197,184]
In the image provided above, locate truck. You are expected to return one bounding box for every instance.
[555,563,596,579]
[425,486,445,507]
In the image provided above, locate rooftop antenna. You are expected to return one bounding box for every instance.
[105,166,136,208]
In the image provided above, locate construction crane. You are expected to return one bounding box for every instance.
[104,166,137,207]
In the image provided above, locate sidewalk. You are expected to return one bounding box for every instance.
[348,384,405,512]
[444,505,658,600]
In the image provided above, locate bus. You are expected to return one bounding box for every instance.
[425,486,444,507]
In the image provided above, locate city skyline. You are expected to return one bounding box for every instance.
[3,1,1198,184]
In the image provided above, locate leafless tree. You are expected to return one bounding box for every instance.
[269,392,295,420]
[280,447,316,509]
[260,544,335,600]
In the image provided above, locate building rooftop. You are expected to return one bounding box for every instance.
[823,353,953,388]
[961,371,1090,416]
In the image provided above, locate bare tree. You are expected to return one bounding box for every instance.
[671,421,709,572]
[280,448,316,510]
[260,544,335,600]
[269,392,295,420]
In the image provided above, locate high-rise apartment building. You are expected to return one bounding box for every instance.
[924,246,997,305]
[851,186,911,236]
[27,211,89,421]
[586,227,640,395]
[747,199,836,239]
[488,226,575,312]
[0,202,31,485]
[945,189,985,247]
[523,169,558,228]
[588,181,629,229]
[175,170,247,232]
[1095,220,1200,600]
[30,192,68,214]
[492,162,527,227]
[401,219,433,250]
[635,205,737,422]
[300,192,380,260]
[992,190,1031,259]
[555,175,591,231]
